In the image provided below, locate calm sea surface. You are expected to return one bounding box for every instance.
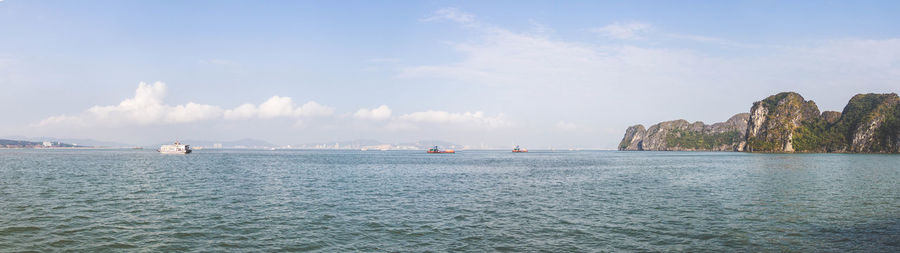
[1,149,898,252]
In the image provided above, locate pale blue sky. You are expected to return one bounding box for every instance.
[2,1,899,148]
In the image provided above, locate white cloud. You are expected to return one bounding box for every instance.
[166,102,223,123]
[38,82,335,127]
[354,105,392,120]
[37,115,84,127]
[84,81,171,125]
[223,103,258,120]
[399,110,510,129]
[223,96,334,120]
[39,82,225,126]
[295,101,335,117]
[257,96,297,118]
[591,22,653,40]
[423,7,475,25]
[348,105,507,131]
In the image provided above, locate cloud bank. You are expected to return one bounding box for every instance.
[37,82,508,132]
[40,82,224,126]
[353,105,392,121]
[399,110,510,129]
[224,96,333,120]
[38,82,334,127]
[350,105,510,130]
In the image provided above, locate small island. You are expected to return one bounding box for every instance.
[620,92,900,153]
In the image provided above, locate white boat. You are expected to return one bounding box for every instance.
[158,141,192,154]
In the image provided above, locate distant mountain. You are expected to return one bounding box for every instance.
[2,136,129,147]
[0,139,78,148]
[295,139,386,149]
[160,138,278,148]
[397,140,461,149]
[0,139,41,146]
[333,139,385,147]
[293,139,461,150]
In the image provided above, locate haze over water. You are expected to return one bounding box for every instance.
[1,149,898,251]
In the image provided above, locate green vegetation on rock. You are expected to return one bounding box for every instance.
[664,129,743,150]
[618,139,630,150]
[745,92,820,152]
[836,93,900,152]
[791,118,845,152]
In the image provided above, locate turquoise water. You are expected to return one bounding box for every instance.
[1,149,898,251]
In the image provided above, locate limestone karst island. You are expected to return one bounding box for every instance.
[619,92,900,153]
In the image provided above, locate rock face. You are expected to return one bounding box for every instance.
[822,111,841,124]
[744,92,820,152]
[618,125,646,151]
[837,93,900,153]
[618,91,900,153]
[618,113,749,151]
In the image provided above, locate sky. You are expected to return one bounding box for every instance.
[1,0,899,148]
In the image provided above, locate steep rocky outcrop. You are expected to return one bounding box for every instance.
[836,93,900,153]
[618,91,900,153]
[710,113,751,134]
[744,92,820,152]
[618,125,646,151]
[641,120,704,151]
[618,113,749,151]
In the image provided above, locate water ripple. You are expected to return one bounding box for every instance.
[0,150,898,251]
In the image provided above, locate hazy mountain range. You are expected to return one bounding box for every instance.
[290,139,462,150]
[2,136,129,147]
[0,139,77,148]
[3,135,474,150]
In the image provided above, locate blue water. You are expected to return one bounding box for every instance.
[1,149,898,251]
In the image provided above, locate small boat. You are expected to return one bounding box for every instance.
[158,141,192,154]
[512,145,528,153]
[427,146,455,153]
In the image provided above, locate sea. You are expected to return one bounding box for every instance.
[1,149,898,252]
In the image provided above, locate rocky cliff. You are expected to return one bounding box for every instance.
[744,92,820,152]
[837,93,900,153]
[619,113,749,151]
[619,92,900,153]
[618,125,646,151]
